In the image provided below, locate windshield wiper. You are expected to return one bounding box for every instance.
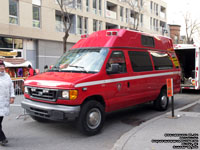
[69,65,88,73]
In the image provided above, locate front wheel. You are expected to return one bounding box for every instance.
[77,100,105,136]
[154,89,169,111]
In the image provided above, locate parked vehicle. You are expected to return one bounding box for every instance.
[174,44,200,90]
[21,29,181,135]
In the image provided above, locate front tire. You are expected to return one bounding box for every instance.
[154,89,169,111]
[77,100,105,136]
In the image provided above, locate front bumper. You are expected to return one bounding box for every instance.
[21,99,80,121]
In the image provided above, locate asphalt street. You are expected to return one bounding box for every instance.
[1,91,200,150]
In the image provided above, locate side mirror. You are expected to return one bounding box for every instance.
[107,64,120,74]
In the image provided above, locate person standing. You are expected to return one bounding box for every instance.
[0,60,15,146]
[28,65,34,77]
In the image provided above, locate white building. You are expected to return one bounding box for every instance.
[0,0,167,71]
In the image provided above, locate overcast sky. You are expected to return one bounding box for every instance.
[163,0,200,35]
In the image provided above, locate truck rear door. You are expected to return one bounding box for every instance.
[195,47,200,89]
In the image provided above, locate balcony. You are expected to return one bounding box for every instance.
[106,9,117,19]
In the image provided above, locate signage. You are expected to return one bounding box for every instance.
[0,51,17,56]
[167,78,173,97]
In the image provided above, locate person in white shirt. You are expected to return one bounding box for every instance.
[0,60,15,146]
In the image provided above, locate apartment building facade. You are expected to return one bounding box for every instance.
[0,0,167,71]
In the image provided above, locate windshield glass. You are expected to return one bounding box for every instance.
[51,48,108,73]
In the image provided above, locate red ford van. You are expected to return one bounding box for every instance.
[22,29,181,135]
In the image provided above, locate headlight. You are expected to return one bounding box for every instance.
[24,86,28,93]
[62,90,69,99]
[61,90,78,100]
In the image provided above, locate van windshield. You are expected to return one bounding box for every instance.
[51,48,108,73]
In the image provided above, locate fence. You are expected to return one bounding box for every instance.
[12,79,24,95]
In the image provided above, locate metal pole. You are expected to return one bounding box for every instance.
[171,96,174,117]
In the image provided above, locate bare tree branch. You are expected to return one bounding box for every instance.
[56,0,74,53]
[126,0,145,30]
[184,12,200,44]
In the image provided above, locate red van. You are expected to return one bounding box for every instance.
[22,29,181,135]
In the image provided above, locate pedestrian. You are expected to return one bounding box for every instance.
[44,65,48,72]
[28,64,34,77]
[0,60,15,146]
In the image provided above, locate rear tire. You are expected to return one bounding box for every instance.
[30,115,49,122]
[77,100,105,136]
[154,89,169,111]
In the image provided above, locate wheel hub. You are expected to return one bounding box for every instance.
[87,108,101,129]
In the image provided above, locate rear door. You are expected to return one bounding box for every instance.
[195,47,200,89]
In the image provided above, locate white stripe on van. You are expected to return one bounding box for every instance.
[75,71,180,88]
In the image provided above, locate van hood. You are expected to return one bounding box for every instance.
[24,72,96,89]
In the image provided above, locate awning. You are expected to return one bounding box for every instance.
[0,58,32,67]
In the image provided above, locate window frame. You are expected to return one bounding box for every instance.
[9,0,19,25]
[32,5,41,28]
[128,50,153,72]
[150,51,174,70]
[106,50,127,74]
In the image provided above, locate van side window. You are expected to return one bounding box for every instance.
[141,35,155,47]
[150,51,173,70]
[128,51,153,72]
[106,51,127,74]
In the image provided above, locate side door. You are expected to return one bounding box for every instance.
[104,50,130,111]
[127,50,155,105]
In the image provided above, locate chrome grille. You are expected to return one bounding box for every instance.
[28,87,57,102]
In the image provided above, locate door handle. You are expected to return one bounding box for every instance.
[127,82,130,88]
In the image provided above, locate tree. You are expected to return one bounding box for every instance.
[126,0,145,30]
[56,0,74,53]
[184,12,200,44]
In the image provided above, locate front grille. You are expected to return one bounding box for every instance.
[28,87,58,102]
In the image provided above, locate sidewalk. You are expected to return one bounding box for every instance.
[112,100,200,150]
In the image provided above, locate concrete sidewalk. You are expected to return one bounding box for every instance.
[112,100,200,150]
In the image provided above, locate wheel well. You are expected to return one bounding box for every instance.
[161,85,167,91]
[82,95,106,107]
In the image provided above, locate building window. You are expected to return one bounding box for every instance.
[9,0,18,24]
[150,17,152,29]
[140,14,143,27]
[120,7,124,22]
[33,5,41,28]
[99,0,102,15]
[126,8,129,23]
[86,0,89,12]
[77,0,82,9]
[77,16,82,34]
[55,14,64,32]
[0,37,13,49]
[84,18,88,34]
[99,21,102,31]
[150,1,153,13]
[14,39,23,49]
[93,20,98,32]
[93,0,97,14]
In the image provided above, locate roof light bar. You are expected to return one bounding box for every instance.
[81,34,88,38]
[106,31,118,36]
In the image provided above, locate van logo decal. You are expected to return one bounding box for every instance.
[117,83,121,91]
[75,71,181,88]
